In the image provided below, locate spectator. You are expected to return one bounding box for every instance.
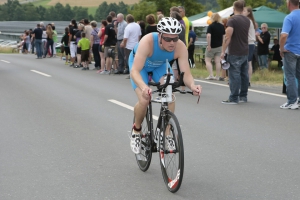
[270,38,282,68]
[115,13,127,74]
[170,11,187,92]
[101,15,117,75]
[156,9,164,19]
[205,13,225,80]
[145,14,157,34]
[188,26,197,68]
[139,20,146,39]
[74,23,85,68]
[69,19,78,67]
[29,28,34,54]
[243,6,257,86]
[221,0,250,104]
[110,11,119,70]
[178,6,190,45]
[23,31,30,54]
[90,20,101,70]
[97,20,108,73]
[220,18,229,81]
[32,23,43,59]
[83,19,93,63]
[279,0,300,109]
[78,32,90,70]
[44,24,54,58]
[120,14,141,77]
[157,14,164,22]
[40,22,47,57]
[61,27,70,64]
[256,23,271,69]
[52,25,57,57]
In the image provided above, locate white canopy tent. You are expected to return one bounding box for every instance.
[191,6,234,27]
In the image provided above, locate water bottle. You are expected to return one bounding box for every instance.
[165,75,174,102]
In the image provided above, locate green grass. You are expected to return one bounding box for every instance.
[191,48,284,86]
[0,47,18,53]
[30,0,51,7]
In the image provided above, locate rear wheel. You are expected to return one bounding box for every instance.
[159,111,184,193]
[134,108,152,172]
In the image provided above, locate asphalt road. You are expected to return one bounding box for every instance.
[0,54,299,200]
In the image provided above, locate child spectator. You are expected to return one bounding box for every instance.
[77,32,90,70]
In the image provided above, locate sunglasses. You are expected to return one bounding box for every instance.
[162,35,179,42]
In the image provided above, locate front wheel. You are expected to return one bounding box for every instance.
[159,111,184,193]
[134,108,152,172]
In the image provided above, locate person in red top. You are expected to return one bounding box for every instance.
[97,20,107,73]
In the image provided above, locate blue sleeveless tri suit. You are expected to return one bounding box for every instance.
[129,32,175,90]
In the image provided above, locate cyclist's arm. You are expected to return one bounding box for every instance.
[131,35,152,91]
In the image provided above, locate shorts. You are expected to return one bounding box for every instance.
[64,46,70,55]
[128,51,173,90]
[104,46,115,58]
[205,46,222,58]
[248,44,255,61]
[81,49,89,62]
[99,44,104,53]
[70,42,77,57]
[77,47,81,54]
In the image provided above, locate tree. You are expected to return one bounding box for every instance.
[277,0,289,14]
[95,1,109,21]
[73,6,88,21]
[36,5,47,20]
[13,5,25,20]
[128,0,157,21]
[145,0,204,17]
[63,4,74,21]
[23,3,40,21]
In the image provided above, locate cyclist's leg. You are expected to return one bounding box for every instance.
[129,55,149,130]
[152,65,175,113]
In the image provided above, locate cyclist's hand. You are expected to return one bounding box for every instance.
[191,85,202,96]
[141,87,152,100]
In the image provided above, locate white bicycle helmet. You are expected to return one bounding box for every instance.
[157,17,182,34]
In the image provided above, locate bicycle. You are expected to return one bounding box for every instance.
[132,66,198,193]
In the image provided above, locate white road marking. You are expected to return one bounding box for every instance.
[108,99,158,120]
[1,60,10,63]
[30,70,52,77]
[194,79,286,98]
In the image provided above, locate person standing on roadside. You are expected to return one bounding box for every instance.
[115,13,127,74]
[178,6,190,46]
[120,14,141,77]
[69,19,78,67]
[205,13,225,80]
[279,0,300,109]
[31,24,43,59]
[90,21,101,70]
[83,19,93,64]
[256,23,270,69]
[221,1,250,104]
[243,6,257,86]
[188,26,197,68]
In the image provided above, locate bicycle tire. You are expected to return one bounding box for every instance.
[159,111,184,193]
[134,108,152,172]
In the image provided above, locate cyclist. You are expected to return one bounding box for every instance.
[129,17,202,154]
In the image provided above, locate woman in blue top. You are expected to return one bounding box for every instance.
[129,17,202,154]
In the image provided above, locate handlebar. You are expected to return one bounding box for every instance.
[148,72,200,104]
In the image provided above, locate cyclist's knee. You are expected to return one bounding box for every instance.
[138,98,149,108]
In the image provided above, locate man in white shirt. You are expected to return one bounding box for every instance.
[120,14,141,75]
[115,13,127,74]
